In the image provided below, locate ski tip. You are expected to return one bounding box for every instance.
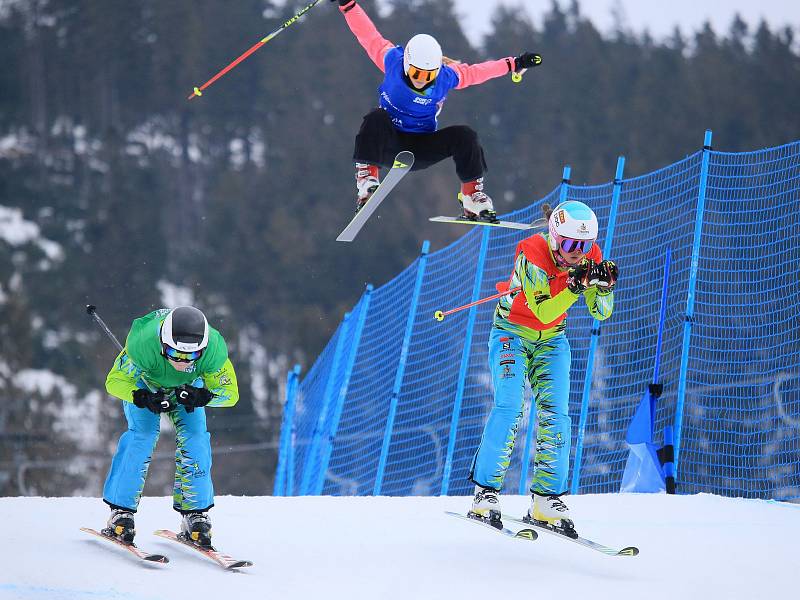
[144,554,170,563]
[226,560,254,569]
[513,528,538,540]
[617,546,640,557]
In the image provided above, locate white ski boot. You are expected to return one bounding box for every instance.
[467,484,503,529]
[105,508,135,543]
[355,163,380,212]
[459,178,497,222]
[181,512,213,547]
[526,492,577,538]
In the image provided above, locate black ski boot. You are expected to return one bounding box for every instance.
[103,508,136,543]
[181,511,213,547]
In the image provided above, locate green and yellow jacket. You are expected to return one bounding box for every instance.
[493,233,614,343]
[105,309,239,408]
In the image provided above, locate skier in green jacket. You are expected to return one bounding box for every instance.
[101,306,238,548]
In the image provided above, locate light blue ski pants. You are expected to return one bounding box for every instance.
[470,328,572,495]
[103,401,214,513]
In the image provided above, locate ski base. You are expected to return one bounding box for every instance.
[337,151,415,242]
[153,529,253,569]
[505,516,639,556]
[80,527,169,563]
[429,216,547,231]
[445,511,538,541]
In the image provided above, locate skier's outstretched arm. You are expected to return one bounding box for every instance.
[452,52,541,90]
[335,0,394,72]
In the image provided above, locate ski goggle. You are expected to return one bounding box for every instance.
[407,65,440,84]
[163,344,203,363]
[559,237,594,254]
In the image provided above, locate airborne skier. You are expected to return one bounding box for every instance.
[330,0,542,221]
[468,202,618,537]
[101,306,239,548]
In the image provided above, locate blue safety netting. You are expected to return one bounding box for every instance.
[276,134,800,500]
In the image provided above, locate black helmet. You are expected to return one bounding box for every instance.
[160,306,209,361]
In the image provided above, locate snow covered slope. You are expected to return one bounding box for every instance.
[1,493,797,599]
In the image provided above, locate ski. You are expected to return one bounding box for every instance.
[445,511,538,542]
[153,529,253,570]
[80,527,169,563]
[429,216,547,231]
[504,516,639,557]
[336,151,415,242]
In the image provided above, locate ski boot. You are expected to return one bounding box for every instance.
[355,163,380,213]
[103,508,136,543]
[459,178,498,223]
[524,492,577,538]
[181,511,213,547]
[467,484,503,530]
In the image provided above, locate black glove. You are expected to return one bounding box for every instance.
[175,385,214,413]
[513,52,542,72]
[330,0,355,6]
[132,388,170,414]
[590,260,618,294]
[566,259,593,294]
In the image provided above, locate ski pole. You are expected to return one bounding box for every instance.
[187,0,324,100]
[86,305,168,408]
[434,286,521,321]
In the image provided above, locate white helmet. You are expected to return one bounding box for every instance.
[161,306,209,356]
[404,34,442,77]
[548,201,598,253]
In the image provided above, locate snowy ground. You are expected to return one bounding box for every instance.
[1,493,797,600]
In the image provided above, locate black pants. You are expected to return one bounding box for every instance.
[353,108,488,182]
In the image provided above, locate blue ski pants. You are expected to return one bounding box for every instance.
[103,401,214,513]
[470,328,572,495]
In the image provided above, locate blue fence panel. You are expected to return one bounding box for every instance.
[678,140,800,499]
[289,320,346,495]
[282,136,800,500]
[319,263,418,495]
[576,151,704,493]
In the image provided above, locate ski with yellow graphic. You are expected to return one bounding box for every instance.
[445,511,538,542]
[429,216,547,231]
[504,515,640,557]
[337,151,415,242]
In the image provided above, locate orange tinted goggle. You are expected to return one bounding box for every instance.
[408,65,440,84]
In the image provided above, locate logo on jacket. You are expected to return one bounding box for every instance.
[413,96,433,105]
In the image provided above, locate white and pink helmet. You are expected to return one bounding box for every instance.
[548,201,598,255]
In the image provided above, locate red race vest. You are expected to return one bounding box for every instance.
[496,234,602,331]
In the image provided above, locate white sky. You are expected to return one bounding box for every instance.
[453,0,800,41]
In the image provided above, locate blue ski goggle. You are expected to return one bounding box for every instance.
[163,344,203,363]
[559,237,594,254]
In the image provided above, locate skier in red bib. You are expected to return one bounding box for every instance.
[468,201,618,536]
[331,0,541,221]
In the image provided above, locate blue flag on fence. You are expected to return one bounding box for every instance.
[620,384,666,493]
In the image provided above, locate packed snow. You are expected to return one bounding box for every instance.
[1,493,797,599]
